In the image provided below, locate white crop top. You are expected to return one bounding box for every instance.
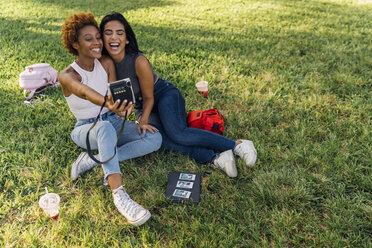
[65,59,110,119]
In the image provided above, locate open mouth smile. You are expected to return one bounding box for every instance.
[91,48,101,53]
[109,43,120,50]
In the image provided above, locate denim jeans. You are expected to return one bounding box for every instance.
[136,78,235,163]
[71,111,162,182]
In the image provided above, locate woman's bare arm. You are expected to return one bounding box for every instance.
[136,55,159,134]
[58,63,130,115]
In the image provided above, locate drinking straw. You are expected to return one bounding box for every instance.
[45,187,48,194]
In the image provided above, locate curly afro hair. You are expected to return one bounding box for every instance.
[61,11,98,56]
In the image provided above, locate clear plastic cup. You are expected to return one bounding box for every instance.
[39,193,60,219]
[195,80,208,98]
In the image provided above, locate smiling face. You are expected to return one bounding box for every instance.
[73,25,103,59]
[102,20,128,63]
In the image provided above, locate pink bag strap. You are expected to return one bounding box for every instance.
[24,89,37,100]
[24,77,54,100]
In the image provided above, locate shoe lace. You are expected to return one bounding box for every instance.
[213,153,230,171]
[235,144,244,156]
[236,144,252,159]
[117,192,141,219]
[236,143,256,161]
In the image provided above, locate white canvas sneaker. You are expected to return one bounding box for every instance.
[213,150,238,177]
[71,152,98,181]
[112,186,151,226]
[234,140,257,167]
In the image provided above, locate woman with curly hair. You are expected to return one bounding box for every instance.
[59,11,161,226]
[100,12,257,178]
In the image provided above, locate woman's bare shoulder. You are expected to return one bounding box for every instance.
[136,54,149,64]
[59,66,80,83]
[135,55,152,71]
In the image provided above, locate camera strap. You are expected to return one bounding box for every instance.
[85,91,127,164]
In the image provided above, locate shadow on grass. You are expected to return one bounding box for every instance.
[1,0,370,134]
[2,0,370,80]
[132,0,370,99]
[27,0,177,16]
[1,0,370,132]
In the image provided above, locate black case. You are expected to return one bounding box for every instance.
[109,78,135,108]
[165,172,201,203]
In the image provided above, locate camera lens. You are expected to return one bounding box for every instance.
[126,80,131,87]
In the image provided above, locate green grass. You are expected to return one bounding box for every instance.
[1,0,371,247]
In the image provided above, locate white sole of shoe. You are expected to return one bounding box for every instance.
[240,140,257,167]
[71,152,87,181]
[246,155,257,167]
[247,143,257,167]
[129,210,151,226]
[214,150,237,177]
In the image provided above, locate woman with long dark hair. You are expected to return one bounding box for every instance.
[100,12,257,178]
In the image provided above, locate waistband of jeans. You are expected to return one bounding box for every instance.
[154,78,170,89]
[77,111,115,124]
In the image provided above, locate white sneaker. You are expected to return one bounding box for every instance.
[71,152,98,181]
[213,150,238,177]
[234,140,257,167]
[112,186,151,226]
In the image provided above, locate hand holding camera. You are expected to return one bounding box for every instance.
[107,78,135,116]
[109,78,135,106]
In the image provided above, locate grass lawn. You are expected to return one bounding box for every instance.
[0,0,371,247]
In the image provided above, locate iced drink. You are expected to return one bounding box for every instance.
[196,81,208,98]
[39,193,60,219]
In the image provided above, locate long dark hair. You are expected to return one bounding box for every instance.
[100,12,142,56]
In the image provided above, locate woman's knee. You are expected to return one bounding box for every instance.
[92,121,117,140]
[143,131,162,151]
[94,120,116,133]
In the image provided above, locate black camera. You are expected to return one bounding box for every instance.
[109,78,135,108]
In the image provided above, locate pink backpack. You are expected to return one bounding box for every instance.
[19,63,59,100]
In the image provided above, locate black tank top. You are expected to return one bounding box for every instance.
[115,52,158,109]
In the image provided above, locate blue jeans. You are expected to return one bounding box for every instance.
[136,78,235,163]
[71,111,162,181]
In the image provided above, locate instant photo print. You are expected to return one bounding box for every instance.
[165,172,201,203]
